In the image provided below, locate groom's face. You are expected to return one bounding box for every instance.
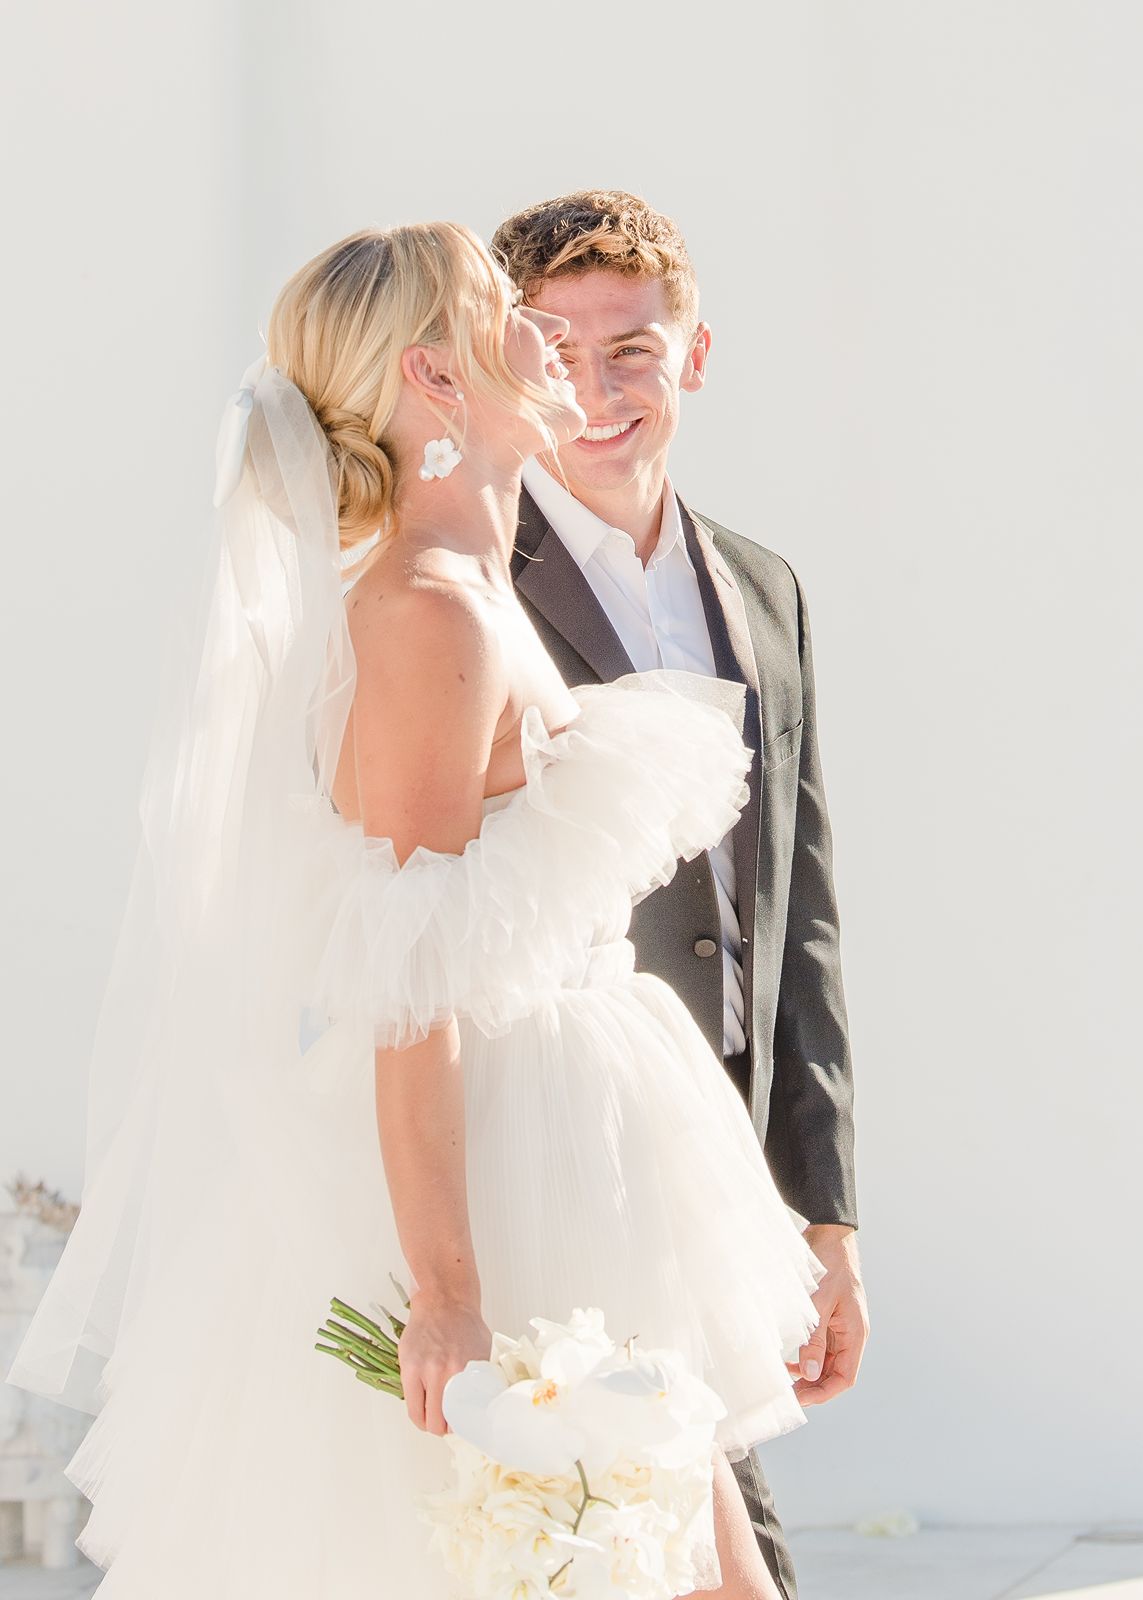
[528,272,709,499]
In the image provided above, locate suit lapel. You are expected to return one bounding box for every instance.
[679,497,764,1024]
[513,481,765,1042]
[513,487,636,683]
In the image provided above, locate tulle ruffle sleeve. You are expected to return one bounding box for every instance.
[308,671,752,1048]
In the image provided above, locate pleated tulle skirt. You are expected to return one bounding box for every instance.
[66,948,821,1596]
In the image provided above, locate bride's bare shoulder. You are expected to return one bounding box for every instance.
[340,544,507,828]
[345,543,493,676]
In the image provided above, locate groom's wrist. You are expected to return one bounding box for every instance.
[802,1222,858,1260]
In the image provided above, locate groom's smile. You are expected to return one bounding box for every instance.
[579,417,642,446]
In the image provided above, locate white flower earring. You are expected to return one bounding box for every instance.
[418,387,465,482]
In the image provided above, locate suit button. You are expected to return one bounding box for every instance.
[693,938,718,959]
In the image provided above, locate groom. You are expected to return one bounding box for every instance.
[493,191,868,1599]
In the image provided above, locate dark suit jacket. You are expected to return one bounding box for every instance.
[512,486,858,1229]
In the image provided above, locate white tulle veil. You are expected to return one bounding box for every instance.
[6,358,360,1414]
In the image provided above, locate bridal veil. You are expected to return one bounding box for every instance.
[7,360,358,1413]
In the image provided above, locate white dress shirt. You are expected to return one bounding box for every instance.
[522,457,747,1057]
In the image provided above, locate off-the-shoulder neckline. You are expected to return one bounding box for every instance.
[480,697,583,809]
[346,691,592,865]
[341,670,739,865]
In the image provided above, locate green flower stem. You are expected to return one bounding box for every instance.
[548,1463,620,1591]
[317,1345,395,1383]
[317,1294,407,1400]
[570,1459,617,1535]
[355,1371,404,1397]
[320,1317,397,1365]
[314,1343,404,1397]
[316,1336,398,1380]
[329,1298,399,1348]
[315,1343,371,1373]
[374,1304,407,1339]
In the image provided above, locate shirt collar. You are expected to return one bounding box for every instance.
[520,457,693,574]
[652,476,687,566]
[521,456,610,568]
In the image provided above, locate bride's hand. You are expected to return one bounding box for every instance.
[399,1287,491,1436]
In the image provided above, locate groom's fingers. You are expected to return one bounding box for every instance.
[793,1367,850,1406]
[797,1313,831,1385]
[794,1317,866,1406]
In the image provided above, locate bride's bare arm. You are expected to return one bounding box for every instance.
[347,577,505,1435]
[374,1021,488,1436]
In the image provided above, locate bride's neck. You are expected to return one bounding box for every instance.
[395,458,522,571]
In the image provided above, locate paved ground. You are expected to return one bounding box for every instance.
[1,1523,1141,1597]
[788,1525,1143,1600]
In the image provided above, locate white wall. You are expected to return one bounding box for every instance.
[4,0,1140,1529]
[0,2,239,1184]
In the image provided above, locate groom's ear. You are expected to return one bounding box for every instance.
[679,322,712,395]
[400,344,461,405]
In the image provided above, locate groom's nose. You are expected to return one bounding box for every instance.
[572,352,625,414]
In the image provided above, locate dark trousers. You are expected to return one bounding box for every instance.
[723,1046,799,1600]
[730,1450,799,1600]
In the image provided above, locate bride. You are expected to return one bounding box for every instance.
[6,222,823,1598]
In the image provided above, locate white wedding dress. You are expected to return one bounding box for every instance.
[12,669,822,1596]
[6,371,821,1595]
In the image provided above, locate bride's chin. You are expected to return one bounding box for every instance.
[551,404,588,448]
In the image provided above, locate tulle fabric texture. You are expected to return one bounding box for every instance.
[4,360,359,1418]
[4,359,824,1595]
[309,672,759,1048]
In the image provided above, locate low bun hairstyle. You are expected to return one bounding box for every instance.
[265,222,564,566]
[317,406,394,548]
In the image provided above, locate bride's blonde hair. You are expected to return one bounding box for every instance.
[267,222,560,563]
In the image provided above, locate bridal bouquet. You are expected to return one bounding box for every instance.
[316,1294,726,1599]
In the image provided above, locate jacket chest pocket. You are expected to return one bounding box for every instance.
[762,718,803,772]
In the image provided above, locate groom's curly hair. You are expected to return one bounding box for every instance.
[491,190,700,331]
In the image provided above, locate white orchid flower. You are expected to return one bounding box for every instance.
[490,1330,543,1385]
[569,1346,725,1471]
[443,1361,588,1475]
[530,1307,615,1386]
[530,1306,611,1353]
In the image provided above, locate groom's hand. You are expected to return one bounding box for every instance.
[790,1224,869,1407]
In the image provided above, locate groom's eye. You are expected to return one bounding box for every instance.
[615,346,650,358]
